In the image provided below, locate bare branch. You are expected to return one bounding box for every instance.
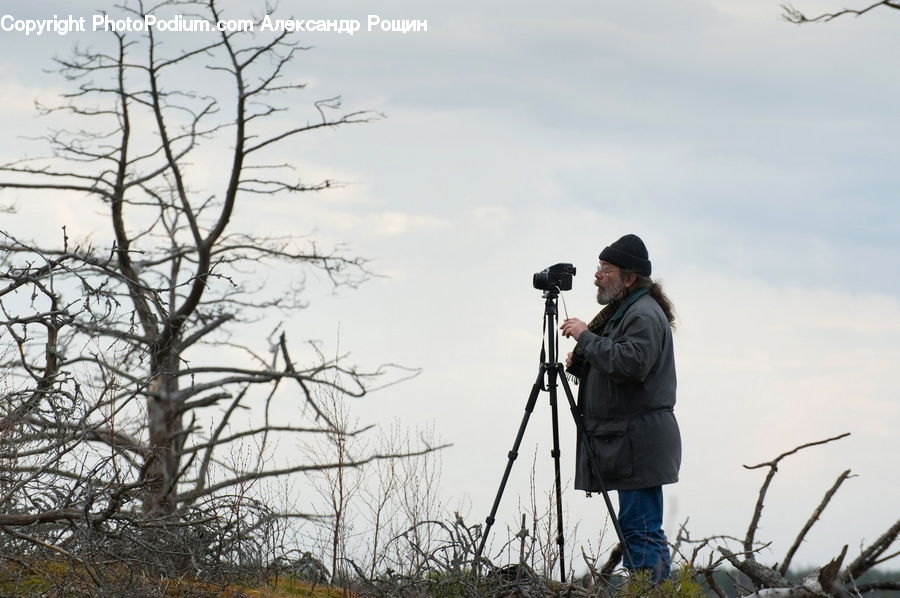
[719,546,789,590]
[843,517,900,582]
[779,468,854,576]
[742,432,850,557]
[783,1,900,23]
[176,442,449,504]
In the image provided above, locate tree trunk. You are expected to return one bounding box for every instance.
[144,359,183,516]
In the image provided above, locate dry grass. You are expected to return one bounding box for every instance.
[0,561,357,598]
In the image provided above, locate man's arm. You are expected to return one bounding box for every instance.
[574,314,662,382]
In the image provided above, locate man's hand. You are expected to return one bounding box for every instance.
[560,318,588,341]
[565,351,574,368]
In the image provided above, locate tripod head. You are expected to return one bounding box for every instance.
[541,288,559,302]
[540,289,563,366]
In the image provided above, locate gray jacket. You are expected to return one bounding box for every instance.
[573,291,681,492]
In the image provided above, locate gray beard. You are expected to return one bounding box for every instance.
[595,280,625,305]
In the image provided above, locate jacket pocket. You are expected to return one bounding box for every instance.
[584,419,632,480]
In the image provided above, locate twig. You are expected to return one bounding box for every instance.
[0,525,103,586]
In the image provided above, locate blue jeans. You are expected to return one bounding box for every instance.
[617,486,671,582]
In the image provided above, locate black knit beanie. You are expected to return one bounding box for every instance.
[598,234,652,277]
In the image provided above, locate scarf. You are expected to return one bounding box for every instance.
[567,286,649,384]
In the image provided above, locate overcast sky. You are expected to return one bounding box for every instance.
[1,0,898,572]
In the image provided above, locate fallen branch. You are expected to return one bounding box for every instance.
[719,546,790,590]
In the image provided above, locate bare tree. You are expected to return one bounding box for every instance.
[0,0,429,574]
[303,373,370,586]
[360,424,404,578]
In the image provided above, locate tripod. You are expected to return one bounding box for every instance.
[473,290,630,583]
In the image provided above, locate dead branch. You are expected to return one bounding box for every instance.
[842,517,900,583]
[779,469,853,576]
[743,432,850,557]
[719,545,789,590]
[783,1,900,23]
[175,441,449,505]
[0,525,102,585]
[817,544,849,596]
[599,542,622,579]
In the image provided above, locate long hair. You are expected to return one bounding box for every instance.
[627,273,676,327]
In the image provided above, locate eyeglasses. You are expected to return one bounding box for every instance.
[596,263,619,276]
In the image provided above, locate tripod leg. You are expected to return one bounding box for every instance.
[474,365,547,572]
[557,366,634,570]
[546,364,567,583]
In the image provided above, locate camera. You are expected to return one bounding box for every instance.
[532,263,576,292]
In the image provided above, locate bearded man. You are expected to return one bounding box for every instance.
[560,233,681,583]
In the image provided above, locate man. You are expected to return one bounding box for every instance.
[559,233,681,583]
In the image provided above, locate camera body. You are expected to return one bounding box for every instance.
[533,263,576,292]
